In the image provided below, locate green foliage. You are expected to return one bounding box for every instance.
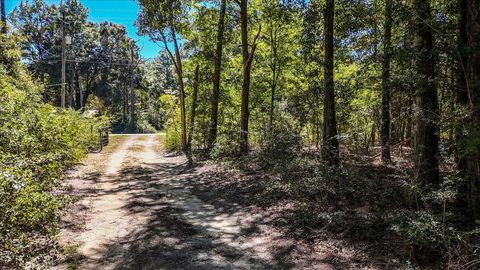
[135,112,158,134]
[159,94,182,151]
[9,0,155,132]
[258,123,303,170]
[390,209,480,266]
[210,126,241,158]
[388,173,480,266]
[84,95,107,114]
[391,211,445,253]
[146,0,387,156]
[0,32,108,268]
[139,53,177,132]
[257,156,404,207]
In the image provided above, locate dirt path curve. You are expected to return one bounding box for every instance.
[59,134,290,270]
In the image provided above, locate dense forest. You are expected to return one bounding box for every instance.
[1,0,480,269]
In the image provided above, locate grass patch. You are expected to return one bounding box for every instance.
[61,244,82,270]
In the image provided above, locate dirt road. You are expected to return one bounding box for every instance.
[58,134,294,270]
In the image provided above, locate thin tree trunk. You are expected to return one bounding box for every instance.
[188,65,200,151]
[171,28,188,153]
[239,0,250,154]
[321,0,339,165]
[367,122,376,153]
[154,24,187,153]
[381,0,393,163]
[269,26,279,132]
[466,0,480,219]
[68,65,75,108]
[456,0,469,168]
[412,0,440,185]
[208,0,226,150]
[405,102,412,144]
[130,45,136,129]
[79,75,84,109]
[239,0,260,154]
[398,121,404,142]
[455,0,470,210]
[123,86,127,124]
[83,67,96,107]
[314,85,321,149]
[75,72,80,109]
[371,121,376,147]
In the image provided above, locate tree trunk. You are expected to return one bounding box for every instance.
[130,76,135,129]
[123,86,127,124]
[79,75,84,109]
[130,45,136,129]
[68,65,75,108]
[208,0,226,150]
[466,0,480,219]
[314,84,321,149]
[412,0,440,185]
[405,112,412,143]
[83,67,96,107]
[155,24,187,152]
[74,72,80,109]
[171,28,188,153]
[381,0,393,163]
[457,0,468,113]
[188,65,200,152]
[239,0,250,154]
[456,0,469,168]
[321,0,339,165]
[239,0,260,154]
[269,26,279,132]
[367,122,376,153]
[455,0,470,210]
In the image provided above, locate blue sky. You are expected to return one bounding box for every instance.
[5,0,160,59]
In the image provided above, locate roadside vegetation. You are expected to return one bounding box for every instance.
[0,31,107,269]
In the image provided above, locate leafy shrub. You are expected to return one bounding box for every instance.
[135,111,157,133]
[84,95,107,114]
[258,153,404,208]
[390,211,445,257]
[164,117,182,151]
[258,124,303,170]
[210,128,241,158]
[159,94,182,151]
[0,33,108,268]
[389,177,480,267]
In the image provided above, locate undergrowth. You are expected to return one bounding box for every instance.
[249,130,480,269]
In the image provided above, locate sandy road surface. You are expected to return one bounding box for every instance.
[58,134,295,270]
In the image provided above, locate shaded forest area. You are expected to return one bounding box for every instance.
[1,0,480,269]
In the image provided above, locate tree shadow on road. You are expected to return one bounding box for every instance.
[85,154,298,270]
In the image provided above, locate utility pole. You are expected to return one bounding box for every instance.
[61,0,66,109]
[129,43,136,128]
[79,78,84,109]
[1,0,6,34]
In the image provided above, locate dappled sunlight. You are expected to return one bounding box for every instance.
[62,135,286,269]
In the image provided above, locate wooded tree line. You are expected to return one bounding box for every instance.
[135,0,480,264]
[7,0,169,132]
[136,0,480,220]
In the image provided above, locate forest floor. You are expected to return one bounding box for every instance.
[54,134,405,270]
